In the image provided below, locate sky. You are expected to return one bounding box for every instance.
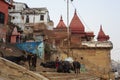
[14,0,120,61]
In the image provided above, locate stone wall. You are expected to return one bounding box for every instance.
[0,57,49,80]
[70,48,111,70]
[69,48,114,79]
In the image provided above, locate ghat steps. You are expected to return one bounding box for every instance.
[0,57,100,80]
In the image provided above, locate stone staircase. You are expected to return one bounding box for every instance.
[0,56,101,80]
[37,72,100,80]
[33,60,100,80]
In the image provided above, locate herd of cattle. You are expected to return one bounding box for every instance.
[40,60,81,73]
[0,51,80,73]
[41,61,72,73]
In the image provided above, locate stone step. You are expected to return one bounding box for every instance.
[38,72,100,80]
[49,74,99,80]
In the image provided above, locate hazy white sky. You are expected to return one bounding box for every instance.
[14,0,120,61]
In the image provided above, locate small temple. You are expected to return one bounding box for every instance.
[69,10,94,46]
[52,10,113,79]
[0,0,114,79]
[97,25,109,41]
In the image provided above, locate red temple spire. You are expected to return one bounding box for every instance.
[97,25,109,41]
[69,9,85,33]
[56,15,67,28]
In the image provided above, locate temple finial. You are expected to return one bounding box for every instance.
[74,9,77,15]
[60,15,63,21]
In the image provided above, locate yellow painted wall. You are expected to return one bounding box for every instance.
[69,48,113,79]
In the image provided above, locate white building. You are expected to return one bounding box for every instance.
[9,2,29,30]
[9,2,53,30]
[22,8,53,30]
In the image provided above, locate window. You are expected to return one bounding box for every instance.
[12,17,15,19]
[13,5,15,9]
[26,15,29,23]
[0,12,5,24]
[40,15,44,21]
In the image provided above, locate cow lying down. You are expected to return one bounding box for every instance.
[0,51,27,64]
[3,55,27,64]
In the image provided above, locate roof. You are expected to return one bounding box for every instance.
[97,25,109,41]
[86,32,94,37]
[13,1,29,8]
[56,16,67,29]
[22,7,48,14]
[69,10,85,33]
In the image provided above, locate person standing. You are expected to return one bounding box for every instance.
[73,58,81,74]
[27,53,32,68]
[55,57,59,71]
[31,54,37,71]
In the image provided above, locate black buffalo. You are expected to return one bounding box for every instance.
[0,50,27,64]
[40,61,56,68]
[3,55,27,64]
[40,61,73,73]
[57,61,73,73]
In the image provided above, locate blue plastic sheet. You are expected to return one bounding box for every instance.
[16,42,44,58]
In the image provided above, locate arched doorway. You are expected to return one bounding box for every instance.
[0,12,5,24]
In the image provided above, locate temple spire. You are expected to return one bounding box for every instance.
[97,25,109,41]
[56,15,67,28]
[70,9,85,33]
[60,15,63,21]
[74,9,77,15]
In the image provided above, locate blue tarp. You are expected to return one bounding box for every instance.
[16,42,44,58]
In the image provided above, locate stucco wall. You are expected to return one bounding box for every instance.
[70,48,111,71]
[68,48,114,79]
[0,57,49,80]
